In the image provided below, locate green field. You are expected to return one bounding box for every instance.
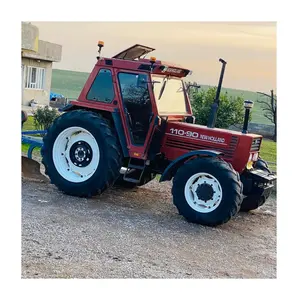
[51,69,89,100]
[51,69,273,125]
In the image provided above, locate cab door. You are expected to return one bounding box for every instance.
[115,70,158,159]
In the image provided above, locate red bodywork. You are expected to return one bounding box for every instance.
[161,122,262,173]
[68,44,262,173]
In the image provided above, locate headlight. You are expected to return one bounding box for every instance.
[246,154,253,169]
[246,161,254,169]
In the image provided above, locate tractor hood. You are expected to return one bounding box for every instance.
[160,121,263,173]
[165,122,262,146]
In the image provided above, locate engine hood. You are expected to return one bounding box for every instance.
[166,121,261,146]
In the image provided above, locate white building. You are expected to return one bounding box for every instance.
[21,22,62,107]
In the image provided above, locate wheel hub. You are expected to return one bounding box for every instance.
[69,141,93,167]
[52,126,100,183]
[196,183,215,202]
[184,172,223,214]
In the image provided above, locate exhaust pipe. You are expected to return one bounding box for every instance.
[242,100,254,134]
[207,58,227,128]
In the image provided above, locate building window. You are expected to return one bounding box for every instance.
[86,69,114,102]
[25,66,45,89]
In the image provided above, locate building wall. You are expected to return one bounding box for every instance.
[22,40,62,62]
[21,22,62,107]
[22,57,52,106]
[21,22,39,52]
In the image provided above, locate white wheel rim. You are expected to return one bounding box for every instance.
[184,172,223,213]
[52,126,100,183]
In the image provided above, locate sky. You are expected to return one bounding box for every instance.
[32,22,276,92]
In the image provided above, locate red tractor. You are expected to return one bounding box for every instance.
[41,42,277,226]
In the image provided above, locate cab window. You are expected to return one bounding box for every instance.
[87,69,114,102]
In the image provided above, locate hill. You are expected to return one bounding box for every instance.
[51,69,272,125]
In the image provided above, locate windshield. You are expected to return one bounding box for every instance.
[151,75,188,115]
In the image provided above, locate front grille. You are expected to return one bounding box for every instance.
[250,138,262,152]
[165,135,239,160]
[230,136,239,148]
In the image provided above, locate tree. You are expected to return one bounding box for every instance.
[191,86,247,129]
[257,90,277,141]
[33,106,60,134]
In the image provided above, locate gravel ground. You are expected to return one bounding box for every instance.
[21,175,276,279]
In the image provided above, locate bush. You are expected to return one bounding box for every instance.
[191,87,249,129]
[33,106,60,131]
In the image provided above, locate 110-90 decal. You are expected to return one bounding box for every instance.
[169,128,226,144]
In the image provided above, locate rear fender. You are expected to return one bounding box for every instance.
[159,150,223,182]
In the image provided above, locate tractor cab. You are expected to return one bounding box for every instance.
[113,43,193,118]
[114,55,193,146]
[68,43,193,159]
[113,43,193,119]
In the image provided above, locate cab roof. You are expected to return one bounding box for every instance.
[105,44,192,78]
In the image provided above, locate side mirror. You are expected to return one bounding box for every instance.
[136,74,148,88]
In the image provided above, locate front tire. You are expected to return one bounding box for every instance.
[172,157,242,226]
[41,110,122,197]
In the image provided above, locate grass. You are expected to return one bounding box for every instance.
[51,69,273,125]
[22,116,41,156]
[51,69,89,100]
[259,139,277,171]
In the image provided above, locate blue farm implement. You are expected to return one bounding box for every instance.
[21,111,48,182]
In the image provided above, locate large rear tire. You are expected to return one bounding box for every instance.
[41,110,122,197]
[172,157,242,226]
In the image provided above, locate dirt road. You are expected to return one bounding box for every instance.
[21,178,276,278]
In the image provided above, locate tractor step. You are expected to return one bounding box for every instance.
[123,158,146,183]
